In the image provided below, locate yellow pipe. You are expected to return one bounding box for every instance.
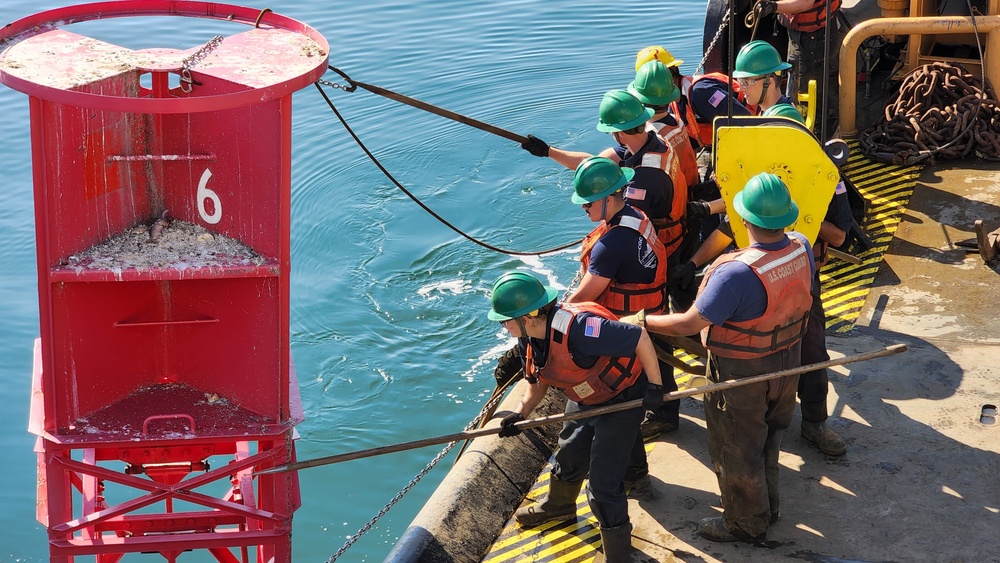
[839,15,1000,136]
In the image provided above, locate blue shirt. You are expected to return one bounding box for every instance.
[613,132,671,220]
[689,77,751,123]
[695,233,815,325]
[588,205,658,285]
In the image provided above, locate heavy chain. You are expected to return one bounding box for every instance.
[180,35,224,93]
[323,381,516,562]
[860,61,997,166]
[317,78,355,92]
[696,8,730,75]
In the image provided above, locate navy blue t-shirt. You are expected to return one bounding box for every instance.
[588,205,658,285]
[613,132,672,221]
[688,77,751,123]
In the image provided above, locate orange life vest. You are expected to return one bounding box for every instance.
[649,119,700,188]
[580,209,668,316]
[525,302,644,405]
[780,0,841,32]
[699,238,813,359]
[671,73,754,148]
[621,146,688,255]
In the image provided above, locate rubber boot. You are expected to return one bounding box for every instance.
[592,522,633,563]
[800,402,847,456]
[624,434,651,496]
[514,477,583,527]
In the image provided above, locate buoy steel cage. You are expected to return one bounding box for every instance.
[1,2,329,561]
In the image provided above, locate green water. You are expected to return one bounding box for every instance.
[0,1,705,560]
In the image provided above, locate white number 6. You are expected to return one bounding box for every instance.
[197,168,222,224]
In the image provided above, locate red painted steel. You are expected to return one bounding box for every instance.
[3,2,328,560]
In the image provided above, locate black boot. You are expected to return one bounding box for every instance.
[514,477,583,527]
[593,522,633,563]
[800,402,846,456]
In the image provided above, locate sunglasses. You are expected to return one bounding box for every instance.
[644,104,671,112]
[737,76,764,88]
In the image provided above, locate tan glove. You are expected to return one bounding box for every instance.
[618,309,646,327]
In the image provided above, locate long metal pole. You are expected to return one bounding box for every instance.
[255,343,906,476]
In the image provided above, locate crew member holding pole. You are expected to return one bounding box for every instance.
[489,270,663,561]
[629,173,815,542]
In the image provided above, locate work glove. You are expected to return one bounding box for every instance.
[521,134,550,157]
[493,345,523,387]
[618,309,646,327]
[643,383,665,411]
[686,200,713,221]
[499,412,526,438]
[754,0,778,19]
[668,260,697,291]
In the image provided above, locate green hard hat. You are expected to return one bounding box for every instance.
[596,89,655,132]
[628,61,681,107]
[733,172,799,229]
[571,156,635,204]
[763,102,805,123]
[487,271,559,321]
[733,40,792,79]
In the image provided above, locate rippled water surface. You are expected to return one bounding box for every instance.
[0,1,703,560]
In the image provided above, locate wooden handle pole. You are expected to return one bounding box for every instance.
[254,344,906,476]
[353,80,529,144]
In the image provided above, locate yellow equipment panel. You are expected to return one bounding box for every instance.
[713,116,839,248]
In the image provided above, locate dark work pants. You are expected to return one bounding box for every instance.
[704,346,801,539]
[552,376,646,528]
[798,271,830,421]
[788,20,842,134]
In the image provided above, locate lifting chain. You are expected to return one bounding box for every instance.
[323,379,517,562]
[860,61,1000,166]
[179,35,224,93]
[696,8,730,75]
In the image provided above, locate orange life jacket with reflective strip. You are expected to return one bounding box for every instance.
[580,209,668,316]
[649,119,700,188]
[699,238,813,359]
[780,0,841,32]
[525,302,644,405]
[671,73,754,147]
[620,147,687,256]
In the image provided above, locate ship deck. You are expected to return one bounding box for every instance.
[477,152,1000,563]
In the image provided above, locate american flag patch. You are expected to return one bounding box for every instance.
[584,316,602,338]
[835,180,847,194]
[708,90,726,107]
[625,186,647,200]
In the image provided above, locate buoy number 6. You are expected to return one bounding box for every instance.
[197,168,222,224]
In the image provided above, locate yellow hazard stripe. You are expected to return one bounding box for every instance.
[822,142,922,333]
[482,443,654,562]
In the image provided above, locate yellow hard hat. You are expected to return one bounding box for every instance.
[635,45,683,72]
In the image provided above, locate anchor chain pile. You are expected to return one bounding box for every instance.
[860,62,1000,166]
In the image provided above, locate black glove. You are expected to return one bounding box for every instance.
[643,383,665,411]
[755,0,778,19]
[499,412,526,438]
[493,345,523,387]
[686,200,713,221]
[521,134,550,157]
[668,260,697,291]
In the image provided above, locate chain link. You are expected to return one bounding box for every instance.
[317,78,354,91]
[180,35,224,93]
[323,381,515,562]
[696,8,731,75]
